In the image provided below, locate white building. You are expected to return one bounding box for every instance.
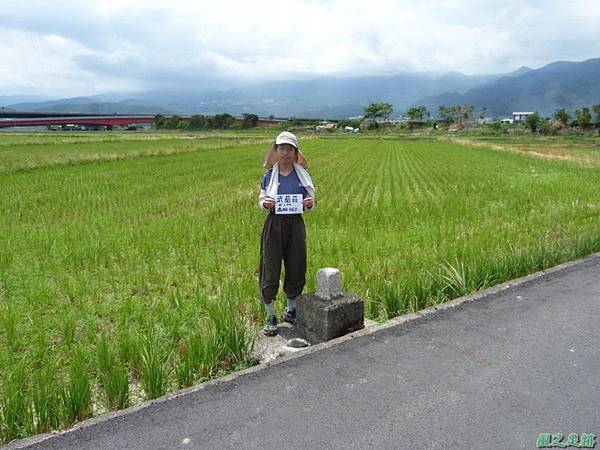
[315,123,336,132]
[512,112,535,122]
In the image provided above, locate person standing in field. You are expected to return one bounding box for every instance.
[258,131,315,336]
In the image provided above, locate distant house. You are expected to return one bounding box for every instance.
[361,117,403,124]
[512,112,535,122]
[315,123,336,132]
[500,118,514,124]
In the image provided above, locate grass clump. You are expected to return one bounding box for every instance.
[1,363,33,442]
[32,362,62,434]
[136,328,174,400]
[96,336,130,411]
[60,349,92,426]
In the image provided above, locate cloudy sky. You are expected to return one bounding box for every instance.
[1,0,599,97]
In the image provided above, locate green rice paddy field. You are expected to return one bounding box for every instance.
[1,131,600,442]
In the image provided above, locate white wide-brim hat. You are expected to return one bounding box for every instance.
[263,131,308,169]
[275,131,298,149]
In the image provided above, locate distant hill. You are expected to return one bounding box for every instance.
[4,71,506,119]
[0,95,53,106]
[6,98,171,115]
[3,59,597,119]
[414,58,600,117]
[506,66,533,77]
[145,71,504,118]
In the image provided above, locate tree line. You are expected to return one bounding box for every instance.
[154,113,259,130]
[155,104,600,132]
[361,102,482,124]
[522,105,600,133]
[360,101,600,132]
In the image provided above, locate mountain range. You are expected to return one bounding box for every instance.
[416,58,600,117]
[2,58,599,119]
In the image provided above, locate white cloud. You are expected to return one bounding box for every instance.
[0,0,599,96]
[0,28,86,96]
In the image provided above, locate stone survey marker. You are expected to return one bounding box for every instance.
[315,267,343,299]
[297,268,364,343]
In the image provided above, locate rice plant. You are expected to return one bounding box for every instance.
[61,313,77,347]
[1,304,19,353]
[440,259,469,297]
[60,349,92,426]
[206,297,256,369]
[381,281,406,319]
[32,362,62,434]
[137,328,174,400]
[96,336,130,411]
[175,327,219,388]
[117,327,140,379]
[0,363,33,442]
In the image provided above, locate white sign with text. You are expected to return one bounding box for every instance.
[275,194,303,214]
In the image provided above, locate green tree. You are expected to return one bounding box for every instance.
[457,104,474,126]
[363,102,393,121]
[526,112,541,132]
[592,104,600,126]
[437,104,474,126]
[405,106,429,121]
[553,108,570,125]
[575,107,592,128]
[165,115,182,129]
[476,107,487,121]
[188,114,207,130]
[538,117,552,135]
[437,105,455,124]
[212,113,235,129]
[337,119,362,129]
[153,114,166,129]
[241,113,259,129]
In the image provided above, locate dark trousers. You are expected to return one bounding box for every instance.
[259,212,307,304]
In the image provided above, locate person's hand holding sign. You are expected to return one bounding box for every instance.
[263,196,276,209]
[303,197,314,210]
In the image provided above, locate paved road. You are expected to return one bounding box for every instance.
[15,255,600,450]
